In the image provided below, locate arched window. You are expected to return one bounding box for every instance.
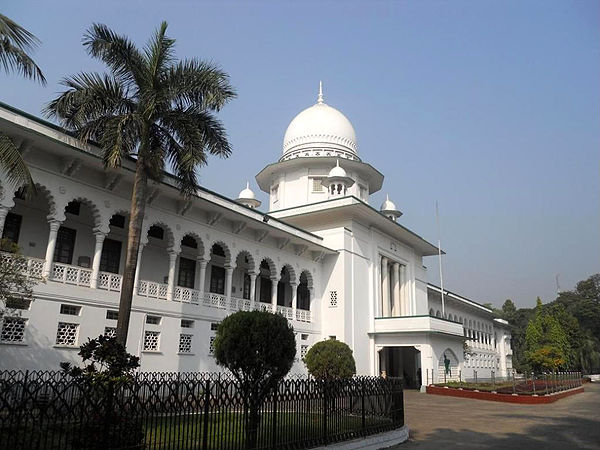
[297,271,311,311]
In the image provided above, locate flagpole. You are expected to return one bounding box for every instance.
[436,201,445,317]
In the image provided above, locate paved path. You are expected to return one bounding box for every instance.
[393,383,600,449]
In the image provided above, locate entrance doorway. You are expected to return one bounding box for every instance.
[379,347,422,389]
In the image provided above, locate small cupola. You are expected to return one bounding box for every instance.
[380,194,402,221]
[322,160,355,197]
[236,182,261,209]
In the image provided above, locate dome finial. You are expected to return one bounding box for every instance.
[317,81,324,104]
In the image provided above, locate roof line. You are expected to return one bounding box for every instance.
[0,100,328,245]
[427,283,493,313]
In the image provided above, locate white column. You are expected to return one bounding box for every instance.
[392,263,401,316]
[133,243,145,293]
[225,266,234,304]
[381,256,390,317]
[166,250,178,301]
[271,276,279,312]
[249,272,257,303]
[90,230,107,289]
[197,258,208,295]
[401,265,409,315]
[291,282,298,317]
[42,219,62,278]
[0,205,10,237]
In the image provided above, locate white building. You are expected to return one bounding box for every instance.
[0,85,511,388]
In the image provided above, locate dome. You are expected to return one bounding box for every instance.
[328,160,348,178]
[281,82,358,161]
[380,195,397,212]
[236,182,261,209]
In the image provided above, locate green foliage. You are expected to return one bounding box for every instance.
[60,334,139,383]
[214,310,296,449]
[303,339,356,380]
[0,239,37,319]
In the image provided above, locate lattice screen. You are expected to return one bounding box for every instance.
[55,322,79,346]
[0,317,26,343]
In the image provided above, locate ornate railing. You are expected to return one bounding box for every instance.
[255,301,272,313]
[97,271,122,292]
[229,296,253,311]
[202,292,227,309]
[296,308,311,323]
[137,280,168,300]
[51,262,92,287]
[276,305,294,320]
[0,252,44,279]
[174,286,201,304]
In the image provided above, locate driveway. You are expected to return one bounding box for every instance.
[394,383,600,449]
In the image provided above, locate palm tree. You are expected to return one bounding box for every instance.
[0,14,46,191]
[46,22,236,345]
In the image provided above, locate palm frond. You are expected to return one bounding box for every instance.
[0,132,34,192]
[45,72,132,131]
[83,23,145,88]
[165,59,236,111]
[0,14,45,84]
[145,22,175,81]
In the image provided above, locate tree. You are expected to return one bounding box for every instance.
[303,339,356,380]
[46,22,235,345]
[0,14,46,191]
[213,311,296,449]
[575,274,600,302]
[0,239,37,320]
[501,299,517,321]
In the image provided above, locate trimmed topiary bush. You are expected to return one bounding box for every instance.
[303,339,356,380]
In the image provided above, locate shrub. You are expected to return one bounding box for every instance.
[214,310,296,449]
[303,339,356,380]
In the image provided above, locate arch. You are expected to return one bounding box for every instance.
[280,263,297,285]
[60,196,105,231]
[259,257,277,279]
[297,270,312,311]
[180,232,206,258]
[436,310,441,318]
[438,348,459,381]
[142,220,175,249]
[209,240,232,265]
[277,264,295,307]
[257,257,276,303]
[298,269,313,289]
[429,308,435,316]
[234,249,255,273]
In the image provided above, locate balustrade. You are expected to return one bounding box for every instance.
[174,286,201,304]
[0,252,44,279]
[138,280,169,300]
[276,305,294,320]
[51,263,92,287]
[296,309,311,323]
[97,272,123,292]
[202,292,227,309]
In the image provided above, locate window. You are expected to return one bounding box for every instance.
[311,178,324,192]
[329,291,338,308]
[60,304,81,316]
[65,201,81,216]
[55,322,79,346]
[146,315,161,325]
[210,322,219,331]
[177,257,196,288]
[148,225,164,240]
[209,336,216,355]
[359,185,367,201]
[143,330,160,351]
[109,214,125,228]
[298,282,310,310]
[104,327,116,338]
[100,238,122,274]
[106,310,119,320]
[243,273,251,300]
[300,345,309,359]
[53,227,76,264]
[271,184,279,201]
[211,244,225,257]
[2,212,22,244]
[181,319,194,328]
[1,317,26,343]
[209,266,225,294]
[179,334,193,354]
[259,276,271,303]
[301,334,308,340]
[5,298,31,310]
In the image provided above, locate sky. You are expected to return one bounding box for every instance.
[2,0,599,308]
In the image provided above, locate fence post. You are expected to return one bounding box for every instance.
[532,372,536,395]
[474,370,478,389]
[361,378,366,432]
[322,380,328,445]
[544,373,548,395]
[271,384,278,448]
[492,370,495,391]
[202,379,210,450]
[459,370,462,388]
[512,369,516,395]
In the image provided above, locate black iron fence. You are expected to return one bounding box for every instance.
[433,370,583,395]
[0,371,404,450]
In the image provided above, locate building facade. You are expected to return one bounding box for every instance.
[0,86,511,388]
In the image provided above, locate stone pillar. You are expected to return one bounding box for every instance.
[249,272,257,303]
[225,265,234,303]
[90,230,107,289]
[42,219,63,278]
[133,243,145,293]
[166,250,178,301]
[392,263,401,316]
[0,205,10,237]
[381,256,390,317]
[291,282,298,317]
[271,276,279,312]
[197,258,208,296]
